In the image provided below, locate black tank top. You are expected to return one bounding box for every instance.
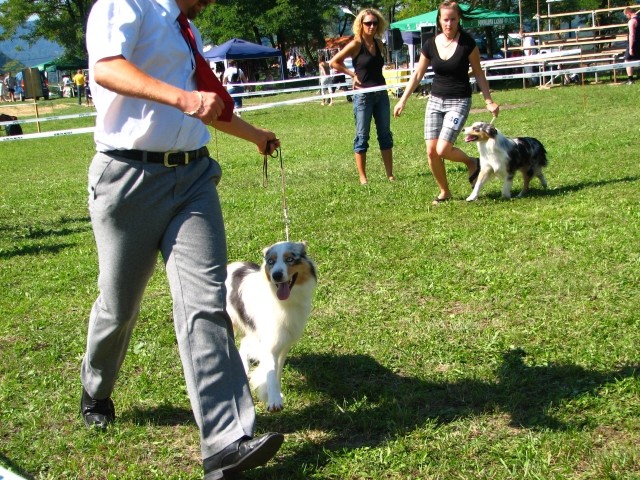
[353,40,386,88]
[631,14,640,50]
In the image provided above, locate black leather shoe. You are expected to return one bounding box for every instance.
[80,388,115,430]
[203,433,284,479]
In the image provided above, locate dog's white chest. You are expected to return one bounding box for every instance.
[478,140,509,176]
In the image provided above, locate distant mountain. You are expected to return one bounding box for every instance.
[0,24,63,70]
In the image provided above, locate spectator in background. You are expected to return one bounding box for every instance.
[318,58,333,106]
[287,53,295,76]
[73,69,86,105]
[520,29,538,86]
[263,70,274,90]
[624,7,640,84]
[295,55,306,77]
[0,74,5,102]
[84,72,93,107]
[331,8,395,185]
[222,59,247,110]
[62,74,73,97]
[4,72,16,102]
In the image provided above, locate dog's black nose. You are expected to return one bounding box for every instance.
[272,270,284,282]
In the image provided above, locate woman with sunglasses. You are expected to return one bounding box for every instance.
[331,8,394,185]
[393,1,499,204]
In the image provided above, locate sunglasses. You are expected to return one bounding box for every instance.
[362,21,378,27]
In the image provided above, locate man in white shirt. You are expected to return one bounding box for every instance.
[81,1,283,478]
[222,60,247,108]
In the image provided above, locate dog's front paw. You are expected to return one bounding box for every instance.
[466,194,477,202]
[266,398,284,413]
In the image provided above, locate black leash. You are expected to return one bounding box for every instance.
[263,142,290,242]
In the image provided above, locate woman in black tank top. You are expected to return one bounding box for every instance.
[330,8,394,185]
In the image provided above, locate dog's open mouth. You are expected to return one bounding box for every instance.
[276,273,298,300]
[464,134,479,142]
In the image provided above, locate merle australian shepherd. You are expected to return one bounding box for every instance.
[225,241,317,412]
[463,121,548,201]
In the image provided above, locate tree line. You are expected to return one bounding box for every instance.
[0,0,627,69]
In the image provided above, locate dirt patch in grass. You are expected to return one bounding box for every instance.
[0,102,74,118]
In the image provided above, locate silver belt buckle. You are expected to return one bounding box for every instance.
[163,151,189,167]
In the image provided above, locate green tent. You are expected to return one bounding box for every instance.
[391,4,519,31]
[34,56,87,72]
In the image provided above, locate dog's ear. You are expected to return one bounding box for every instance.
[486,124,498,137]
[299,241,308,253]
[262,246,271,257]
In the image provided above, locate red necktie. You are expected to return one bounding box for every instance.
[177,13,233,122]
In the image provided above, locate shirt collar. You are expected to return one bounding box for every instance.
[152,0,181,21]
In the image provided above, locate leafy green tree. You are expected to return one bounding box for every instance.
[197,0,341,64]
[0,0,94,61]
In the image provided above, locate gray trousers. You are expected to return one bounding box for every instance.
[81,152,255,459]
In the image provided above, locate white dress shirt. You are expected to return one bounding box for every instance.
[87,0,210,152]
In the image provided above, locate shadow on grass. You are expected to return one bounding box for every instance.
[0,216,91,260]
[415,172,638,200]
[536,175,639,197]
[65,348,637,479]
[252,348,638,478]
[0,452,35,480]
[0,242,75,260]
[0,215,90,235]
[123,403,195,426]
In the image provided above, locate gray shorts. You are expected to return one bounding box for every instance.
[424,96,472,144]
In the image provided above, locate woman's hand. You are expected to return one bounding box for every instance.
[485,100,499,117]
[393,101,405,118]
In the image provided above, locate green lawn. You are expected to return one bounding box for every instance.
[1,83,639,479]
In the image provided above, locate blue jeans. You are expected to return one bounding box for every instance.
[227,85,244,108]
[352,90,393,153]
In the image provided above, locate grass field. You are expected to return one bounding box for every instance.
[1,81,639,479]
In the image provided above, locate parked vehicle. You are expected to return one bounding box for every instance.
[19,68,50,101]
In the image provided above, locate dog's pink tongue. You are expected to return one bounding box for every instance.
[276,282,291,300]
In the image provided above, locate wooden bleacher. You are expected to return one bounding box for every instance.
[487,4,635,86]
[533,4,632,52]
[525,24,627,38]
